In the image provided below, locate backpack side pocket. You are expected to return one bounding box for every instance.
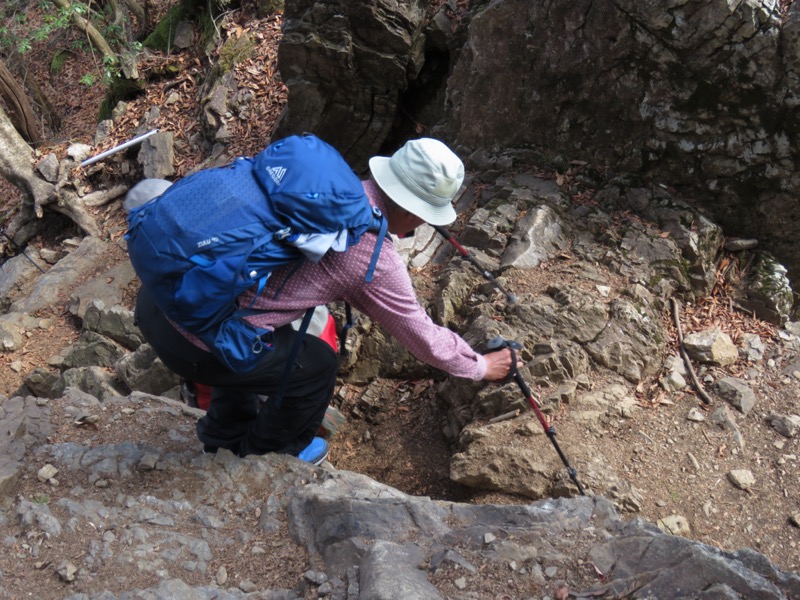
[211,317,274,373]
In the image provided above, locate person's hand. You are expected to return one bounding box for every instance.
[482,348,523,382]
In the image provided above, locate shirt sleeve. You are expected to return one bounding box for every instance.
[345,237,488,381]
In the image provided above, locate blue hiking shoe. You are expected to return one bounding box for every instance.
[297,437,329,466]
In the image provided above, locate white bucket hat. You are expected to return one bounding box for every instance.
[369,138,464,226]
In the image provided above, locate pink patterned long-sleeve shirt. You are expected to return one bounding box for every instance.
[234,178,487,380]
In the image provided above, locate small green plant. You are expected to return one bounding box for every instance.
[32,494,50,505]
[50,49,69,73]
[100,53,120,85]
[80,72,97,86]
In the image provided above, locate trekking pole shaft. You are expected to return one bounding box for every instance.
[510,352,586,496]
[80,128,160,167]
[433,225,517,304]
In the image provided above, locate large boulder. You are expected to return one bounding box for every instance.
[275,0,429,170]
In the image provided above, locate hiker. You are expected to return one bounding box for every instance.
[131,137,519,464]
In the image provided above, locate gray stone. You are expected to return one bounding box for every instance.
[55,560,77,582]
[358,541,441,600]
[138,131,175,180]
[0,316,23,352]
[460,205,517,260]
[528,340,591,384]
[728,469,756,491]
[450,422,559,499]
[10,237,109,314]
[69,261,139,320]
[82,301,143,350]
[274,0,427,172]
[584,299,664,383]
[657,515,691,536]
[19,498,62,537]
[725,238,759,252]
[684,328,739,367]
[66,143,92,162]
[741,333,766,362]
[35,153,60,182]
[716,377,758,415]
[115,344,180,396]
[735,251,794,326]
[60,330,127,369]
[24,368,62,398]
[514,284,610,344]
[501,205,569,269]
[54,367,127,402]
[768,413,800,438]
[709,404,745,451]
[0,253,44,310]
[94,118,114,145]
[174,21,194,49]
[39,248,60,264]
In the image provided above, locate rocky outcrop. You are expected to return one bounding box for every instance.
[2,391,799,599]
[276,0,800,296]
[274,0,430,170]
[1,158,799,596]
[442,0,800,289]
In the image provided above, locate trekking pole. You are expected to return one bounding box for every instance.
[487,336,587,496]
[433,225,517,305]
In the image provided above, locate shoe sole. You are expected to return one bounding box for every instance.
[311,451,330,466]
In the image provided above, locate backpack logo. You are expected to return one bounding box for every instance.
[197,236,220,248]
[265,165,286,185]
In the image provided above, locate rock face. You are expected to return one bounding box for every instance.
[276,0,800,293]
[274,0,429,171]
[1,392,799,599]
[444,0,800,286]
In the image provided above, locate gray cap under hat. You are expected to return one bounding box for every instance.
[123,178,172,214]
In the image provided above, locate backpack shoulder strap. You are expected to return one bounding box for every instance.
[364,207,389,283]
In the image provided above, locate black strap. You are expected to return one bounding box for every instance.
[338,302,354,358]
[270,307,315,409]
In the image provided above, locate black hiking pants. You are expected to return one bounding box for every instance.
[134,288,338,457]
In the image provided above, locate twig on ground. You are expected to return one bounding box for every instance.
[670,297,713,405]
[489,409,520,424]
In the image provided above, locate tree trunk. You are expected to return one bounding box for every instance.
[50,0,116,60]
[0,105,52,209]
[123,0,146,36]
[0,59,43,145]
[20,67,62,134]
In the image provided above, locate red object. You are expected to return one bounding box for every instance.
[319,314,338,353]
[195,383,212,411]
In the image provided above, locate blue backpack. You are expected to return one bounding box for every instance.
[125,134,387,373]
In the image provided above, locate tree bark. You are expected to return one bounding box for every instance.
[0,59,42,145]
[0,105,52,211]
[123,0,146,33]
[0,104,100,237]
[50,0,116,60]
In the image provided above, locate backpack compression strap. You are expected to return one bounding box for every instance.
[269,307,315,410]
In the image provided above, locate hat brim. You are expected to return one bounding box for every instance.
[369,156,457,226]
